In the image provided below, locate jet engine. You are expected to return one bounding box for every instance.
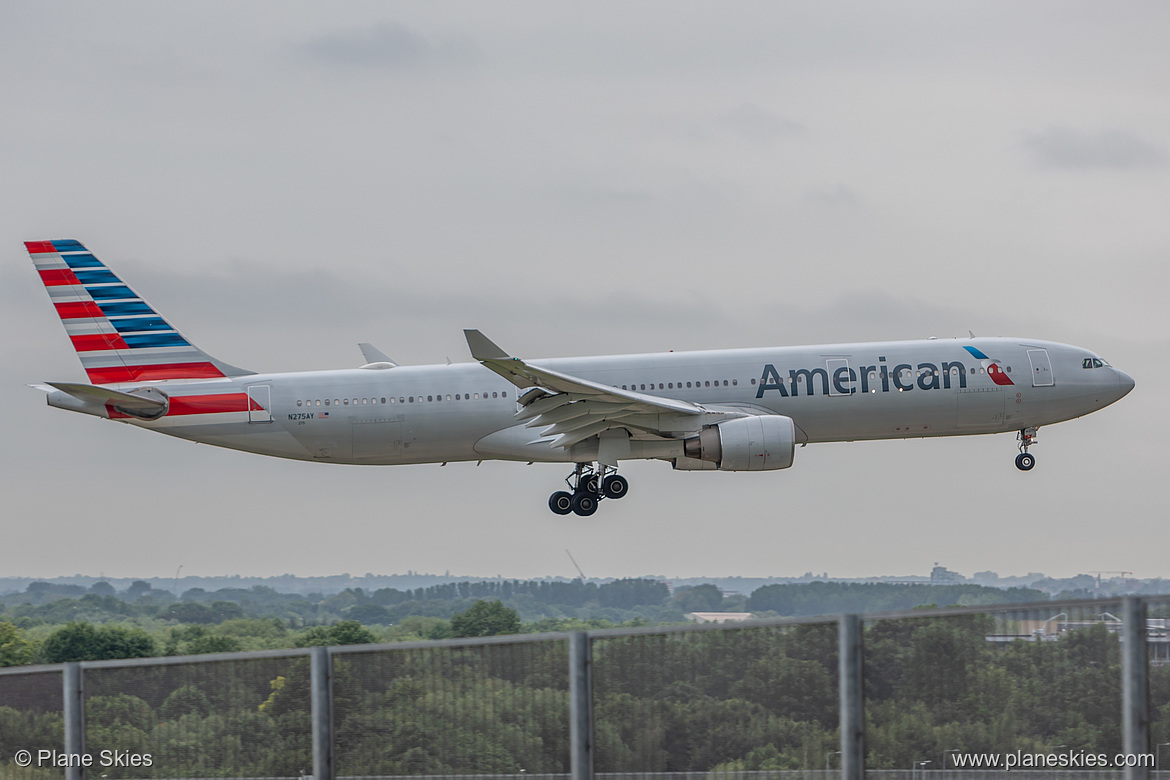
[681,415,796,471]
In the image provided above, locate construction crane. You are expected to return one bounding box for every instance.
[1090,571,1134,589]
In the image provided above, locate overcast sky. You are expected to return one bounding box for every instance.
[2,2,1167,583]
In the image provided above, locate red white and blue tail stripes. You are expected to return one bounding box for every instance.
[25,239,246,385]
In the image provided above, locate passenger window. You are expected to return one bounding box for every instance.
[343,399,349,405]
[315,400,321,406]
[492,392,498,398]
[1006,367,1012,373]
[474,393,480,399]
[446,394,452,401]
[732,380,737,386]
[325,399,331,406]
[502,391,507,398]
[751,378,757,385]
[428,395,433,402]
[456,394,461,400]
[640,384,646,390]
[686,382,692,388]
[668,383,673,389]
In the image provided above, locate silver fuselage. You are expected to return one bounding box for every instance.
[51,337,1132,467]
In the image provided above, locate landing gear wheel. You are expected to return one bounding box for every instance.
[571,492,598,516]
[602,474,629,499]
[1015,452,1036,471]
[549,491,574,515]
[580,474,600,495]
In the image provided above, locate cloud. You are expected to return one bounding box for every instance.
[1023,127,1162,169]
[295,22,479,70]
[719,103,803,143]
[804,183,860,211]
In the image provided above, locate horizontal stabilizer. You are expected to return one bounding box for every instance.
[46,381,168,417]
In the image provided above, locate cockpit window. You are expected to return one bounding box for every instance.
[1083,357,1109,369]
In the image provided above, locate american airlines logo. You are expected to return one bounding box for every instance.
[962,346,1014,386]
[755,347,1011,399]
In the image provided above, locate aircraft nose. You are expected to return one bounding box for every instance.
[1117,370,1135,397]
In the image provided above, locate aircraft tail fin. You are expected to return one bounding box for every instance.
[24,239,253,384]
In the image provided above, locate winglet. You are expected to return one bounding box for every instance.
[464,329,511,361]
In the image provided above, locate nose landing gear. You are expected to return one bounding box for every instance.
[548,462,629,515]
[1015,427,1038,471]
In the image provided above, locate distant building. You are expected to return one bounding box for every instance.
[687,612,754,624]
[930,565,964,584]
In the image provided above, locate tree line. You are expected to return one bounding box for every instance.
[2,578,1049,668]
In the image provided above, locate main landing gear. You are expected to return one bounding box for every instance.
[1015,427,1038,471]
[548,463,629,516]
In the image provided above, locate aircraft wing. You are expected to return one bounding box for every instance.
[465,329,708,450]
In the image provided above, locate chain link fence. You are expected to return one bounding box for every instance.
[3,596,1170,780]
[0,668,64,780]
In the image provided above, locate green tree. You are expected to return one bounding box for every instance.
[450,600,521,638]
[159,684,211,720]
[90,581,116,596]
[157,601,216,624]
[125,580,153,600]
[347,604,392,624]
[671,584,724,612]
[598,578,669,609]
[38,622,157,662]
[295,620,376,647]
[0,621,34,666]
[187,634,244,654]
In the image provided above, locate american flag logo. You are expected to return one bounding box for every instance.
[318,411,329,418]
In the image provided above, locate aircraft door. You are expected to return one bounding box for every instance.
[247,385,273,423]
[1027,349,1054,387]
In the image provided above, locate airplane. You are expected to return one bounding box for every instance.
[24,239,1135,516]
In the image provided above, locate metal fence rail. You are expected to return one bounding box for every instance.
[2,595,1169,780]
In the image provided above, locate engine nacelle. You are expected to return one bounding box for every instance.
[681,415,796,471]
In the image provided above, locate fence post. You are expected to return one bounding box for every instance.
[310,647,334,780]
[1123,596,1149,780]
[63,662,85,780]
[839,615,865,780]
[569,631,594,780]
